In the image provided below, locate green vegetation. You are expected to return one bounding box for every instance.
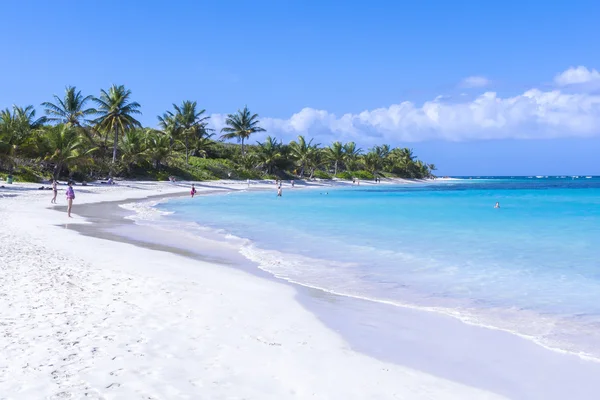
[0,85,437,183]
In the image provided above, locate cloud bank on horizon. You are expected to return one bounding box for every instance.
[210,66,600,144]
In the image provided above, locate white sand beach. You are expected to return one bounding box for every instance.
[0,180,506,399]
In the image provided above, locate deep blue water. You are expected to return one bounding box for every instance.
[156,177,600,360]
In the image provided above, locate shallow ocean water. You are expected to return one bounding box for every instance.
[155,177,600,360]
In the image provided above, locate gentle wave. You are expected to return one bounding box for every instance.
[120,200,174,221]
[240,243,600,363]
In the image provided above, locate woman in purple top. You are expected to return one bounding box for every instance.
[65,181,75,217]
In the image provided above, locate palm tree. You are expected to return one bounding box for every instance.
[324,141,345,175]
[145,130,173,170]
[256,136,283,174]
[169,100,211,164]
[120,129,148,172]
[43,125,96,179]
[42,86,96,126]
[193,134,215,159]
[220,106,265,157]
[157,111,179,148]
[289,135,320,177]
[343,142,362,171]
[388,147,417,177]
[427,163,437,178]
[12,105,47,128]
[93,85,142,164]
[363,151,384,176]
[0,105,46,169]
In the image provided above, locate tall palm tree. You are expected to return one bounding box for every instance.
[256,136,283,174]
[42,86,96,126]
[289,135,320,177]
[220,106,265,157]
[171,100,211,164]
[43,125,96,179]
[93,84,142,164]
[157,111,179,148]
[324,141,345,175]
[343,141,362,171]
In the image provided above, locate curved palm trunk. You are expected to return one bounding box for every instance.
[112,125,119,163]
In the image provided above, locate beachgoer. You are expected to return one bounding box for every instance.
[494,202,500,208]
[291,179,295,187]
[277,186,282,197]
[191,184,197,197]
[66,181,75,218]
[51,180,58,204]
[107,177,114,185]
[247,178,250,188]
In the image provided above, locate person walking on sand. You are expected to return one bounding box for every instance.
[65,181,75,218]
[191,184,197,197]
[51,179,58,204]
[291,179,295,188]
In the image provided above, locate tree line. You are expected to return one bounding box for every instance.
[0,85,436,182]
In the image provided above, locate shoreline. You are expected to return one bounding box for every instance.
[47,183,600,398]
[2,180,600,399]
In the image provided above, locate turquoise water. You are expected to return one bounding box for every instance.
[156,177,600,360]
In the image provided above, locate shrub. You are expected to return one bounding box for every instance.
[156,171,171,181]
[313,170,332,179]
[335,171,353,180]
[353,170,374,180]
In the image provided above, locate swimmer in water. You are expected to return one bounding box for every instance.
[494,202,500,208]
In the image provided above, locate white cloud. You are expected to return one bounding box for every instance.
[210,68,600,144]
[554,66,600,86]
[459,76,490,88]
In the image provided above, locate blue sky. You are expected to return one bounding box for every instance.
[2,0,600,175]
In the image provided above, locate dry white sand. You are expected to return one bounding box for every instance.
[0,179,505,399]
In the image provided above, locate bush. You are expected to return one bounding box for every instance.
[335,171,353,180]
[312,170,332,179]
[353,170,374,180]
[156,171,171,181]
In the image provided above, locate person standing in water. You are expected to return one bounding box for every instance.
[277,186,282,197]
[51,179,58,204]
[190,184,197,197]
[65,181,75,218]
